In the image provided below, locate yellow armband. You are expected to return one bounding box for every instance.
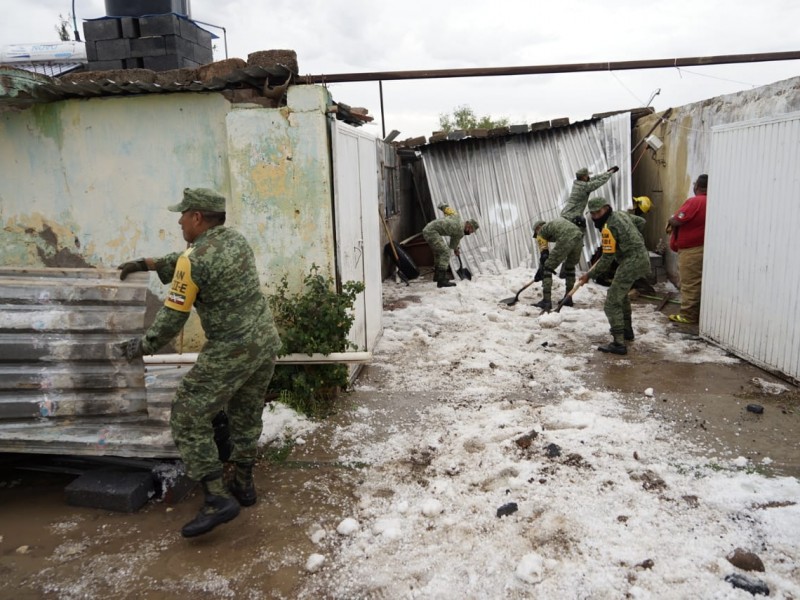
[164,248,199,312]
[536,235,549,252]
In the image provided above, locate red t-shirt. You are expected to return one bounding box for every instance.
[672,193,706,249]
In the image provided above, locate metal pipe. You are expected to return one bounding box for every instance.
[144,351,372,365]
[301,50,800,84]
[379,80,385,139]
[72,0,81,41]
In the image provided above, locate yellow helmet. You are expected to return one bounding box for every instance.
[633,196,652,214]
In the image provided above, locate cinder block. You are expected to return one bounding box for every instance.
[85,41,98,62]
[163,34,193,58]
[179,18,197,43]
[131,36,166,58]
[193,43,213,66]
[143,54,182,71]
[96,38,131,61]
[87,59,125,71]
[196,26,213,49]
[140,14,182,37]
[65,468,154,513]
[120,17,140,38]
[125,57,144,69]
[83,18,122,41]
[151,462,195,505]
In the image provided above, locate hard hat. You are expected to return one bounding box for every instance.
[633,196,652,214]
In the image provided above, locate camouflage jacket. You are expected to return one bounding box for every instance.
[591,211,650,279]
[535,217,583,253]
[142,226,281,354]
[560,171,614,221]
[423,214,465,250]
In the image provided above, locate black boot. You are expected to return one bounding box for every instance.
[559,296,574,308]
[534,298,552,310]
[181,474,240,538]
[436,268,455,288]
[598,331,627,355]
[229,462,257,507]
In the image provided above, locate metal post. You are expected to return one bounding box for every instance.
[72,0,81,41]
[379,80,386,139]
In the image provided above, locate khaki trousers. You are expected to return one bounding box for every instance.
[678,245,704,322]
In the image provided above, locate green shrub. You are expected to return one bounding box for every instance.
[267,265,365,417]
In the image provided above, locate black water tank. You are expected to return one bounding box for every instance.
[104,0,189,17]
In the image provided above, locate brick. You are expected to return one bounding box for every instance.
[87,59,125,71]
[131,36,166,58]
[140,14,181,37]
[65,468,154,513]
[83,18,122,41]
[96,38,131,61]
[120,17,140,38]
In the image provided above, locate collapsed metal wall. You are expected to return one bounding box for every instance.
[420,114,631,275]
[703,112,800,383]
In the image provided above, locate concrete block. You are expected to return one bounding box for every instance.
[193,44,213,66]
[83,18,122,42]
[96,38,131,61]
[131,36,166,58]
[140,14,182,37]
[125,58,145,69]
[163,34,193,58]
[143,54,182,71]
[509,124,529,134]
[85,41,98,62]
[151,462,195,504]
[550,117,570,128]
[179,18,197,43]
[87,59,125,71]
[196,26,213,50]
[65,468,154,513]
[530,120,550,132]
[120,17,140,38]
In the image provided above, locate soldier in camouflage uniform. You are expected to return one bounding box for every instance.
[422,204,479,288]
[579,197,650,355]
[531,218,584,310]
[117,187,281,537]
[560,165,619,224]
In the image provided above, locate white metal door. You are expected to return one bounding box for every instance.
[330,120,383,358]
[705,111,800,382]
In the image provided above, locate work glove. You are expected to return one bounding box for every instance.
[608,165,619,173]
[116,337,144,361]
[117,259,148,281]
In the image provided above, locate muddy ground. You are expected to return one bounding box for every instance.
[0,313,798,599]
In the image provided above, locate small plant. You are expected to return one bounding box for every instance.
[267,265,365,417]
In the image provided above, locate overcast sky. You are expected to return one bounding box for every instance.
[2,0,799,139]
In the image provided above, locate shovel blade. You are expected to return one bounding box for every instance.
[500,296,519,306]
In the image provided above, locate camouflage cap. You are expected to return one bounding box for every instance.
[168,188,227,213]
[576,167,590,178]
[466,219,480,231]
[587,197,609,212]
[533,220,546,233]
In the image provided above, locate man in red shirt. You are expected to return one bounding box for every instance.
[667,174,708,324]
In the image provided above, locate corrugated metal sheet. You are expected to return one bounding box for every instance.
[420,114,631,274]
[0,267,177,457]
[704,111,800,383]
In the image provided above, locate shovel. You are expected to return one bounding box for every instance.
[500,279,536,306]
[456,255,472,280]
[540,259,601,315]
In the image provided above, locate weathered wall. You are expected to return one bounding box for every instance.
[0,86,338,351]
[226,85,336,292]
[632,75,800,280]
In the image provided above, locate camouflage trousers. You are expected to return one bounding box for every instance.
[422,230,452,270]
[603,256,651,334]
[542,233,583,300]
[170,338,276,481]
